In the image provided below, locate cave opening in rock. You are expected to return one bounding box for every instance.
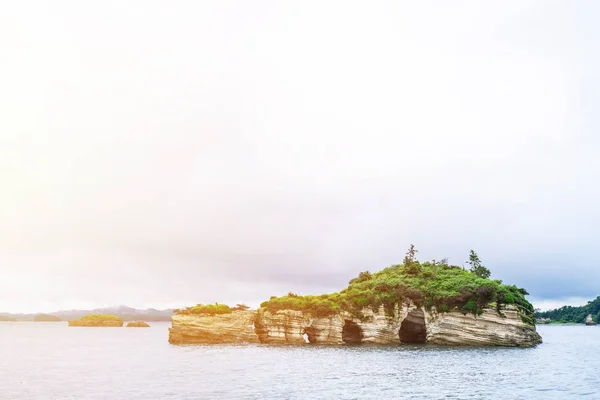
[342,320,363,344]
[399,309,427,344]
[303,327,318,344]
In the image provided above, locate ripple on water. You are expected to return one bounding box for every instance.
[0,323,597,399]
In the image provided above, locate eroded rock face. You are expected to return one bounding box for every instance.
[426,306,542,347]
[168,311,259,344]
[253,309,344,344]
[169,305,542,347]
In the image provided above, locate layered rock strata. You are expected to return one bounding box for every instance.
[169,311,259,344]
[169,304,542,347]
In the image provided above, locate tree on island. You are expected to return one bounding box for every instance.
[404,244,421,275]
[466,250,491,279]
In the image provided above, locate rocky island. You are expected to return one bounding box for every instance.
[68,314,124,327]
[127,321,150,327]
[169,248,542,347]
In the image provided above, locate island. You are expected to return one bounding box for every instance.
[169,248,542,347]
[126,321,150,327]
[68,314,124,327]
[0,315,17,322]
[33,313,61,322]
[535,296,600,324]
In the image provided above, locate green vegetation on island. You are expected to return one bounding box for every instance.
[176,246,535,325]
[260,246,533,324]
[535,296,600,324]
[33,313,61,322]
[68,314,124,327]
[175,303,249,316]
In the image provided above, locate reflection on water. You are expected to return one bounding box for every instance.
[0,323,597,399]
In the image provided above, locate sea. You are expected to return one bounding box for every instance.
[0,323,597,399]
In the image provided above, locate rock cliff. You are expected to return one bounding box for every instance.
[426,306,542,346]
[169,311,260,344]
[169,303,541,347]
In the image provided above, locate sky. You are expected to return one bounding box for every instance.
[1,1,599,313]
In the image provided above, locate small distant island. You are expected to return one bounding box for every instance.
[170,247,542,347]
[0,306,173,322]
[33,313,61,322]
[127,321,150,327]
[68,314,124,327]
[0,315,17,322]
[535,296,600,324]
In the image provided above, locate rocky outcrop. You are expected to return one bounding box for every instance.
[253,309,343,344]
[426,306,542,346]
[585,314,597,326]
[169,311,260,344]
[126,321,150,327]
[169,304,542,347]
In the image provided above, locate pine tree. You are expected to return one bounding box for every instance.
[404,244,421,275]
[466,250,491,279]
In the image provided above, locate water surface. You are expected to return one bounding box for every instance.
[0,323,597,399]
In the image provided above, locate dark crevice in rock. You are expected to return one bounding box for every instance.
[253,315,268,343]
[342,320,363,344]
[399,309,427,344]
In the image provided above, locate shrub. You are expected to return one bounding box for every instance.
[176,303,232,315]
[349,271,372,285]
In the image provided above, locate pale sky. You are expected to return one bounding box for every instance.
[1,1,599,313]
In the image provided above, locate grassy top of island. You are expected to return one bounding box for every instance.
[176,246,535,325]
[175,303,248,316]
[68,314,124,327]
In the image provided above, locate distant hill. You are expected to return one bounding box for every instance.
[0,306,174,322]
[535,296,600,324]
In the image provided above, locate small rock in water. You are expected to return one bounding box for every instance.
[127,321,150,328]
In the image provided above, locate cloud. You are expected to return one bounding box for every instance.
[1,1,599,312]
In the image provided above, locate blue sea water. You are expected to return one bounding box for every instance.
[0,323,597,399]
